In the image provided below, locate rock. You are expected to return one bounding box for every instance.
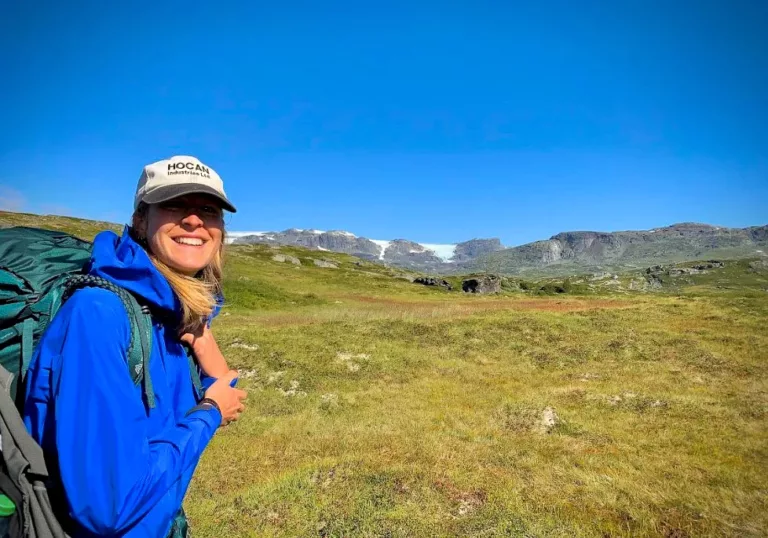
[669,267,700,276]
[538,407,559,433]
[692,260,724,270]
[462,274,501,294]
[277,380,307,397]
[413,276,452,290]
[749,260,768,270]
[320,393,339,410]
[238,369,258,379]
[272,254,301,265]
[645,273,663,289]
[266,371,285,384]
[314,259,338,269]
[336,352,369,372]
[229,339,259,351]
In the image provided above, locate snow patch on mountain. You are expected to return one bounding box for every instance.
[370,240,391,260]
[419,243,458,262]
[226,231,269,244]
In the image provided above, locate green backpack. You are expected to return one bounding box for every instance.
[0,226,192,537]
[0,226,154,404]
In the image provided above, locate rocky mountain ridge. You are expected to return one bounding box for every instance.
[227,229,504,271]
[230,223,768,276]
[477,223,768,275]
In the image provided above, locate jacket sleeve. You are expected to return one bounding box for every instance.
[50,288,221,535]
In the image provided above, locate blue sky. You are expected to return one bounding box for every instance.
[1,1,766,247]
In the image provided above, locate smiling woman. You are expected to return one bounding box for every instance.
[131,195,225,332]
[21,156,248,538]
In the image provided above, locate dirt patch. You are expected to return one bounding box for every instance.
[433,478,487,517]
[342,295,634,313]
[243,297,636,329]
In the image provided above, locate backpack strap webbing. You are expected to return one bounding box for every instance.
[62,275,157,409]
[20,318,35,378]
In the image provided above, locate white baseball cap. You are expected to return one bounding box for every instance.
[134,155,237,213]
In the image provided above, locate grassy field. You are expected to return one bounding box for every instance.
[2,212,767,537]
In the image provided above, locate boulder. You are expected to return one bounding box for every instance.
[538,407,560,434]
[314,259,338,269]
[645,273,663,289]
[462,274,501,294]
[413,276,452,290]
[668,267,700,276]
[748,260,768,270]
[692,260,724,270]
[272,254,301,265]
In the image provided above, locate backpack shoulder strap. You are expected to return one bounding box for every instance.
[62,275,156,409]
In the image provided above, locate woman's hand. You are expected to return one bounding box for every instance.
[179,323,211,356]
[204,371,247,426]
[180,323,230,378]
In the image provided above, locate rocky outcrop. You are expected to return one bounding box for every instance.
[313,259,338,269]
[462,275,501,294]
[470,223,767,276]
[272,254,301,265]
[452,239,503,262]
[413,277,452,290]
[646,261,724,277]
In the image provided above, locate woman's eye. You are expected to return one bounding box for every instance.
[202,206,221,217]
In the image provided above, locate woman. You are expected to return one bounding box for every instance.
[22,156,247,537]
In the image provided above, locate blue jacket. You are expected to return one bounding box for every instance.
[23,227,226,538]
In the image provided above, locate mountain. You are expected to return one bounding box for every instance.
[2,210,764,277]
[468,223,768,276]
[227,229,505,271]
[229,223,768,276]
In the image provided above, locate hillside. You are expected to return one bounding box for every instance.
[2,211,767,537]
[7,211,763,277]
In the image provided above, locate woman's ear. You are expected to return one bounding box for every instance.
[131,204,150,243]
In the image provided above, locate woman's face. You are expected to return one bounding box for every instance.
[145,194,224,275]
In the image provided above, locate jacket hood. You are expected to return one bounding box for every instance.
[89,226,182,318]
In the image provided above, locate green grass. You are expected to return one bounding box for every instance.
[2,212,767,537]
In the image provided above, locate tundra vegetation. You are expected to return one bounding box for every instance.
[2,211,766,538]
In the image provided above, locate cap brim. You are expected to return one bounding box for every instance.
[141,184,237,213]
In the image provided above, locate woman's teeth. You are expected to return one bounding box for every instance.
[175,237,204,246]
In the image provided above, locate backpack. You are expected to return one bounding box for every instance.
[0,226,196,538]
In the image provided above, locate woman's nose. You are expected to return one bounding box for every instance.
[181,212,204,227]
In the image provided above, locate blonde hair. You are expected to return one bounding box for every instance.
[131,202,225,332]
